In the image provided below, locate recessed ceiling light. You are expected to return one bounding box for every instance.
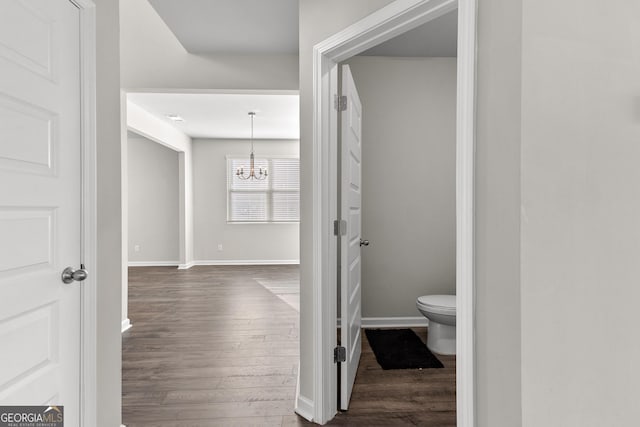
[166,114,184,122]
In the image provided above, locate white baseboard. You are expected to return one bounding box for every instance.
[294,366,313,421]
[128,261,179,267]
[177,261,195,270]
[121,318,132,333]
[294,395,314,422]
[128,260,299,269]
[193,259,300,266]
[362,316,428,328]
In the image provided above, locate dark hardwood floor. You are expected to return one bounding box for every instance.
[122,266,455,426]
[122,265,301,426]
[328,328,456,426]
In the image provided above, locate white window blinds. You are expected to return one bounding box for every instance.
[227,157,300,222]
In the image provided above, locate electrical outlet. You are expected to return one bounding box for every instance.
[217,244,223,251]
[134,245,140,252]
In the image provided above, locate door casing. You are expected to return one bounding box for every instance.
[307,0,477,424]
[70,0,98,425]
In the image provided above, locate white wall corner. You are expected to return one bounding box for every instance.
[361,316,428,328]
[121,90,129,355]
[121,318,132,333]
[177,261,196,270]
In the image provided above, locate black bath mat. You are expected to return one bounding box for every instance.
[365,328,444,370]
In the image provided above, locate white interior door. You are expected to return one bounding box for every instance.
[0,0,82,423]
[339,64,363,410]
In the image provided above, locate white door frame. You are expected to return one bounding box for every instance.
[72,0,98,424]
[311,0,476,424]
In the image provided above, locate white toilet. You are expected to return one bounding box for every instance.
[416,295,456,355]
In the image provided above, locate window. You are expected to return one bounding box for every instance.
[227,156,300,222]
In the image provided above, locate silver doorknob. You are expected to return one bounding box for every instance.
[61,266,88,284]
[360,239,370,247]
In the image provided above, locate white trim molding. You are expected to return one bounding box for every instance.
[310,0,476,425]
[362,317,428,328]
[128,261,180,267]
[455,1,477,425]
[178,261,196,270]
[295,395,314,422]
[193,259,300,266]
[121,319,132,333]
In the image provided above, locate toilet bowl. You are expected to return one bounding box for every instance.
[416,295,456,355]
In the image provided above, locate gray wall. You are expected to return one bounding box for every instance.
[192,139,300,262]
[96,0,122,425]
[345,56,456,318]
[520,0,640,425]
[298,0,396,407]
[475,0,523,425]
[128,136,179,263]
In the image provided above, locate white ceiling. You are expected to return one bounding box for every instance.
[128,92,300,140]
[361,10,457,57]
[148,0,299,55]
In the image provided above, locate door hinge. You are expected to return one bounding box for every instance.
[334,95,347,111]
[334,346,346,363]
[333,219,347,236]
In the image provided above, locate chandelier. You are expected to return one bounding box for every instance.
[236,112,267,180]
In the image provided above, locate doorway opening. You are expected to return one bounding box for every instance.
[334,8,458,419]
[308,0,476,424]
[120,90,303,424]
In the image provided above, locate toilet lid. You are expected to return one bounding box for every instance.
[417,295,456,312]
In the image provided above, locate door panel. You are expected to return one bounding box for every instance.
[0,94,57,175]
[0,0,82,423]
[340,64,363,410]
[0,0,56,79]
